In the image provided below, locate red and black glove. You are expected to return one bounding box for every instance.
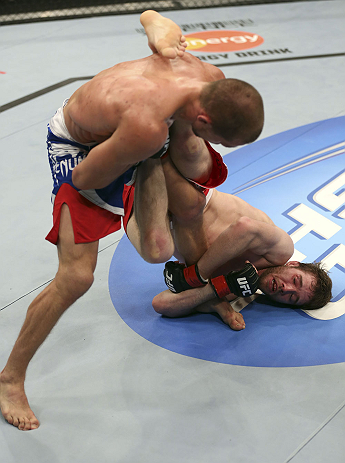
[210,262,259,299]
[164,261,208,293]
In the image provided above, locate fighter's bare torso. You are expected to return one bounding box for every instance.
[201,190,278,273]
[64,53,222,145]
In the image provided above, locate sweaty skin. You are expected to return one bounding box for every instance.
[150,153,295,331]
[0,11,218,432]
[0,10,264,431]
[162,152,294,275]
[66,52,224,190]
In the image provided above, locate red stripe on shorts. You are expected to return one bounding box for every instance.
[45,183,122,245]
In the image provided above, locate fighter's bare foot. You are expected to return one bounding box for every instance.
[218,307,246,331]
[0,374,39,431]
[227,311,246,331]
[140,10,187,59]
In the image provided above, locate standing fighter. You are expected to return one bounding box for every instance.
[0,11,263,431]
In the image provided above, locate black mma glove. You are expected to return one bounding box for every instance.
[210,262,259,299]
[164,261,208,293]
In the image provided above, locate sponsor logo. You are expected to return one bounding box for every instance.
[185,30,264,53]
[196,48,293,63]
[136,18,255,36]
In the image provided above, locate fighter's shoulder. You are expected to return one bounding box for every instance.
[116,110,169,150]
[181,53,225,80]
[200,61,225,81]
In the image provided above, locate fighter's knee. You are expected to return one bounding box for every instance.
[74,269,94,294]
[141,230,174,264]
[57,265,95,299]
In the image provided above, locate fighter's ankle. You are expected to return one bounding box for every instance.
[0,370,25,385]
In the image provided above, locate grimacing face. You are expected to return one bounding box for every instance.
[258,264,316,306]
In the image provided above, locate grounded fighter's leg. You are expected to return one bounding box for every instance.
[140,10,187,59]
[167,122,213,184]
[0,205,99,430]
[161,155,210,266]
[161,122,214,265]
[126,158,174,263]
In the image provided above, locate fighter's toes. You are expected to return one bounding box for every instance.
[18,416,35,431]
[2,405,40,430]
[29,418,39,430]
[228,312,246,331]
[5,413,14,425]
[17,417,26,430]
[10,415,19,427]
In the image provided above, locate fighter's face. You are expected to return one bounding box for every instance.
[258,265,315,306]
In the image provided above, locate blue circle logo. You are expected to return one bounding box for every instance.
[109,116,345,367]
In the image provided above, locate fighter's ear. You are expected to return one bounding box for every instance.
[196,113,212,125]
[286,261,300,267]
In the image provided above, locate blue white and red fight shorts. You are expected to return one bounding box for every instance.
[45,101,137,244]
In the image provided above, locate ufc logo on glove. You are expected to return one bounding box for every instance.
[237,277,252,296]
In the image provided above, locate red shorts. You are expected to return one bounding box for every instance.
[45,183,122,245]
[187,141,228,191]
[122,141,227,233]
[46,142,226,245]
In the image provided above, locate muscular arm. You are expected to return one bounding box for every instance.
[197,216,294,279]
[152,285,246,330]
[72,120,168,190]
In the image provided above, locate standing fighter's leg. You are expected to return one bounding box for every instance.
[0,205,99,430]
[140,10,187,59]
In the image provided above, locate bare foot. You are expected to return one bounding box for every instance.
[218,306,246,331]
[226,311,246,331]
[0,374,39,431]
[140,10,187,59]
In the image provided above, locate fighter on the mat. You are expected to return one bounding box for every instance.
[124,120,333,331]
[0,11,265,432]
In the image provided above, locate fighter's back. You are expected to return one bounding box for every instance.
[64,53,223,145]
[202,190,281,271]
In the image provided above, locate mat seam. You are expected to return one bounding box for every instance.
[284,399,345,462]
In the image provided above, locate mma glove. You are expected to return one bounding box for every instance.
[210,262,259,299]
[164,261,208,293]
